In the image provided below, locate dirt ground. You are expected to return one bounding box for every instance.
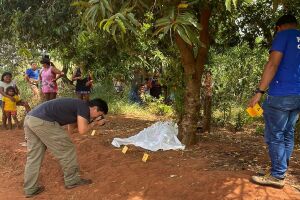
[0,114,299,200]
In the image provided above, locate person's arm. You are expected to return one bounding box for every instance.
[77,116,94,134]
[85,71,93,86]
[77,116,106,135]
[0,87,15,102]
[72,69,82,81]
[0,87,6,98]
[2,100,5,111]
[51,66,64,81]
[25,73,30,83]
[14,85,20,95]
[248,51,283,107]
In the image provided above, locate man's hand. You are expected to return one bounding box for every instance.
[248,93,263,107]
[95,119,106,127]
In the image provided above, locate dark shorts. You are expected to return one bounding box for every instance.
[5,110,17,116]
[76,91,90,95]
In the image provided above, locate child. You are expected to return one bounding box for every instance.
[2,86,21,129]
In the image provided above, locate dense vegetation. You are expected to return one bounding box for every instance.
[0,0,300,145]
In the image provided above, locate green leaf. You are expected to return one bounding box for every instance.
[103,18,114,32]
[111,24,118,42]
[225,0,232,11]
[116,19,126,33]
[127,13,140,26]
[89,0,100,4]
[115,13,127,21]
[233,0,238,8]
[123,20,138,35]
[137,0,149,9]
[183,25,199,45]
[168,7,175,20]
[71,1,90,8]
[176,25,192,45]
[99,1,105,18]
[98,19,108,28]
[155,17,171,27]
[153,25,168,36]
[102,0,113,12]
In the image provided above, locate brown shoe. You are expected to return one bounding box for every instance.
[251,174,285,188]
[25,186,45,198]
[65,178,92,189]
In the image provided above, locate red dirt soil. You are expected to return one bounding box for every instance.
[0,114,299,200]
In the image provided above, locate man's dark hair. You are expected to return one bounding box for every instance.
[1,72,12,81]
[276,14,298,26]
[6,86,16,94]
[88,98,108,114]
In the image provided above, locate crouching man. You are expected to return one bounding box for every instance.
[23,98,108,198]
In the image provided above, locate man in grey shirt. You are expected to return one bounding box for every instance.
[23,98,108,198]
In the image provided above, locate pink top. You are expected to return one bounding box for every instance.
[40,66,58,93]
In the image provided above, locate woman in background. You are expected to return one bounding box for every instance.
[72,62,93,101]
[40,57,64,101]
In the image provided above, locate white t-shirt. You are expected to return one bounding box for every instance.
[0,81,15,99]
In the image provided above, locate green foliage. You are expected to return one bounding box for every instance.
[225,0,254,11]
[154,7,201,46]
[91,80,174,117]
[209,44,268,125]
[255,125,264,136]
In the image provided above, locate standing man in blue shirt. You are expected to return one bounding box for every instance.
[249,14,300,188]
[25,62,40,101]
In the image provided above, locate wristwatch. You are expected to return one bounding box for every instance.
[255,88,265,94]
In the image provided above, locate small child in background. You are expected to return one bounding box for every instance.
[2,86,21,129]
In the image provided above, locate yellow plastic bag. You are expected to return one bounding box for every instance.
[246,103,263,117]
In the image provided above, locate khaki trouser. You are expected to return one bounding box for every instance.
[23,115,80,195]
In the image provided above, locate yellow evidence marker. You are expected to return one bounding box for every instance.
[142,153,149,162]
[122,146,129,154]
[91,130,96,136]
[246,103,263,117]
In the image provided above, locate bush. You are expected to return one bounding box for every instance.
[209,44,268,125]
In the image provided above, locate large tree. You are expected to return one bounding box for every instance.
[72,0,249,145]
[73,0,300,146]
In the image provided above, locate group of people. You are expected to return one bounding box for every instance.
[19,58,107,197]
[0,56,93,130]
[129,75,163,104]
[1,14,299,198]
[25,57,93,102]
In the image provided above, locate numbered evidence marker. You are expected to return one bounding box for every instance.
[142,153,149,162]
[91,130,96,136]
[122,146,129,154]
[246,103,263,117]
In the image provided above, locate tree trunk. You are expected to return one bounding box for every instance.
[175,6,211,146]
[203,72,212,133]
[175,33,199,145]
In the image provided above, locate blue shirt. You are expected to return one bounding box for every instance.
[268,29,300,96]
[26,68,40,80]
